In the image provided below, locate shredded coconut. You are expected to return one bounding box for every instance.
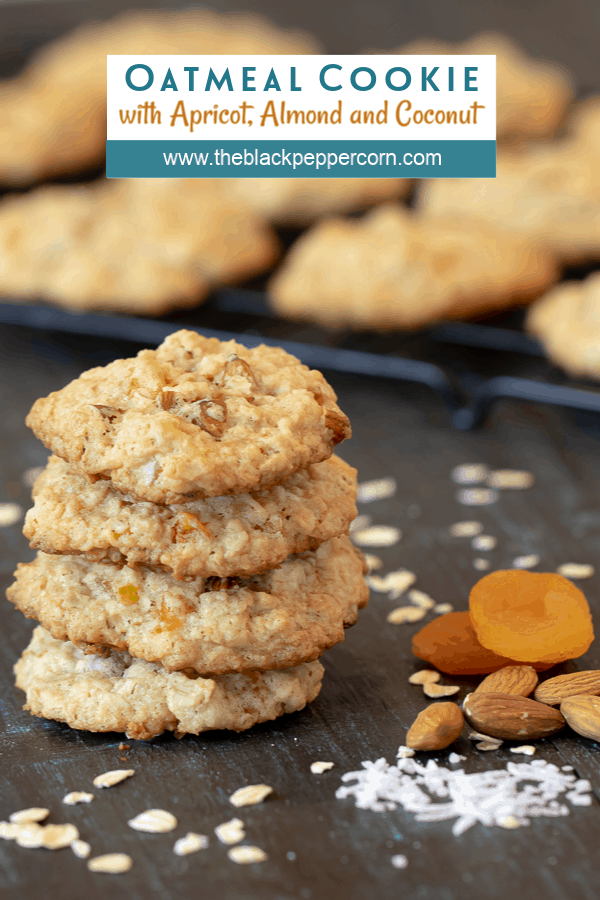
[336,753,593,836]
[357,477,397,503]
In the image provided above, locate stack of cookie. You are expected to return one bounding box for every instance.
[7,330,368,739]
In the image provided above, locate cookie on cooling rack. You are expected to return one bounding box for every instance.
[526,271,600,380]
[15,627,324,740]
[0,179,278,316]
[269,204,557,330]
[26,330,351,504]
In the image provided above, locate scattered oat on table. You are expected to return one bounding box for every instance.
[367,570,416,596]
[423,683,460,698]
[128,809,177,833]
[471,535,497,551]
[387,606,426,625]
[450,521,483,537]
[391,853,409,869]
[87,853,132,874]
[229,785,273,808]
[310,761,334,774]
[397,746,416,759]
[499,816,521,829]
[364,554,383,572]
[349,514,372,533]
[451,464,489,485]
[473,558,491,571]
[557,563,595,579]
[477,741,503,752]
[434,603,453,614]
[63,792,94,806]
[468,731,499,743]
[42,824,79,849]
[0,503,23,527]
[488,470,534,489]
[510,746,536,756]
[215,819,245,845]
[408,590,435,610]
[352,525,401,548]
[227,845,268,865]
[14,823,44,848]
[71,839,91,859]
[513,554,540,569]
[457,489,498,507]
[93,769,134,789]
[22,466,45,488]
[173,833,209,856]
[408,670,440,686]
[357,477,397,503]
[0,823,22,840]
[9,808,49,824]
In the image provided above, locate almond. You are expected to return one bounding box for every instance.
[463,692,565,740]
[474,666,538,697]
[560,695,600,741]
[534,671,600,706]
[406,702,464,751]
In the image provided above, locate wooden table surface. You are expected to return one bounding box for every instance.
[1,1,600,897]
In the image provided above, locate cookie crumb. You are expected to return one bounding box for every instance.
[173,832,209,856]
[227,845,268,864]
[93,769,134,789]
[229,785,273,808]
[87,853,132,873]
[128,809,177,833]
[63,792,94,806]
[310,761,334,774]
[215,818,245,845]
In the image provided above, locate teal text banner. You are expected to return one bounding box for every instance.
[106,140,496,178]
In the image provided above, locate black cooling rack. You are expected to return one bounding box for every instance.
[2,289,600,434]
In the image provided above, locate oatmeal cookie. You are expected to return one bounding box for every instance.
[0,8,318,186]
[269,204,557,329]
[526,272,600,380]
[0,178,277,315]
[7,537,368,675]
[26,330,351,503]
[24,455,357,578]
[225,177,410,226]
[15,627,324,739]
[418,142,600,267]
[393,32,573,141]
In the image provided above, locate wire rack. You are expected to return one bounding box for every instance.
[2,289,600,434]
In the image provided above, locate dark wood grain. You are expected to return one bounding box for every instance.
[1,323,600,900]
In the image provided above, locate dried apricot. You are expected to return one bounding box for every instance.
[412,611,520,675]
[469,570,594,665]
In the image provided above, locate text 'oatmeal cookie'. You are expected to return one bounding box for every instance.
[26,330,351,503]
